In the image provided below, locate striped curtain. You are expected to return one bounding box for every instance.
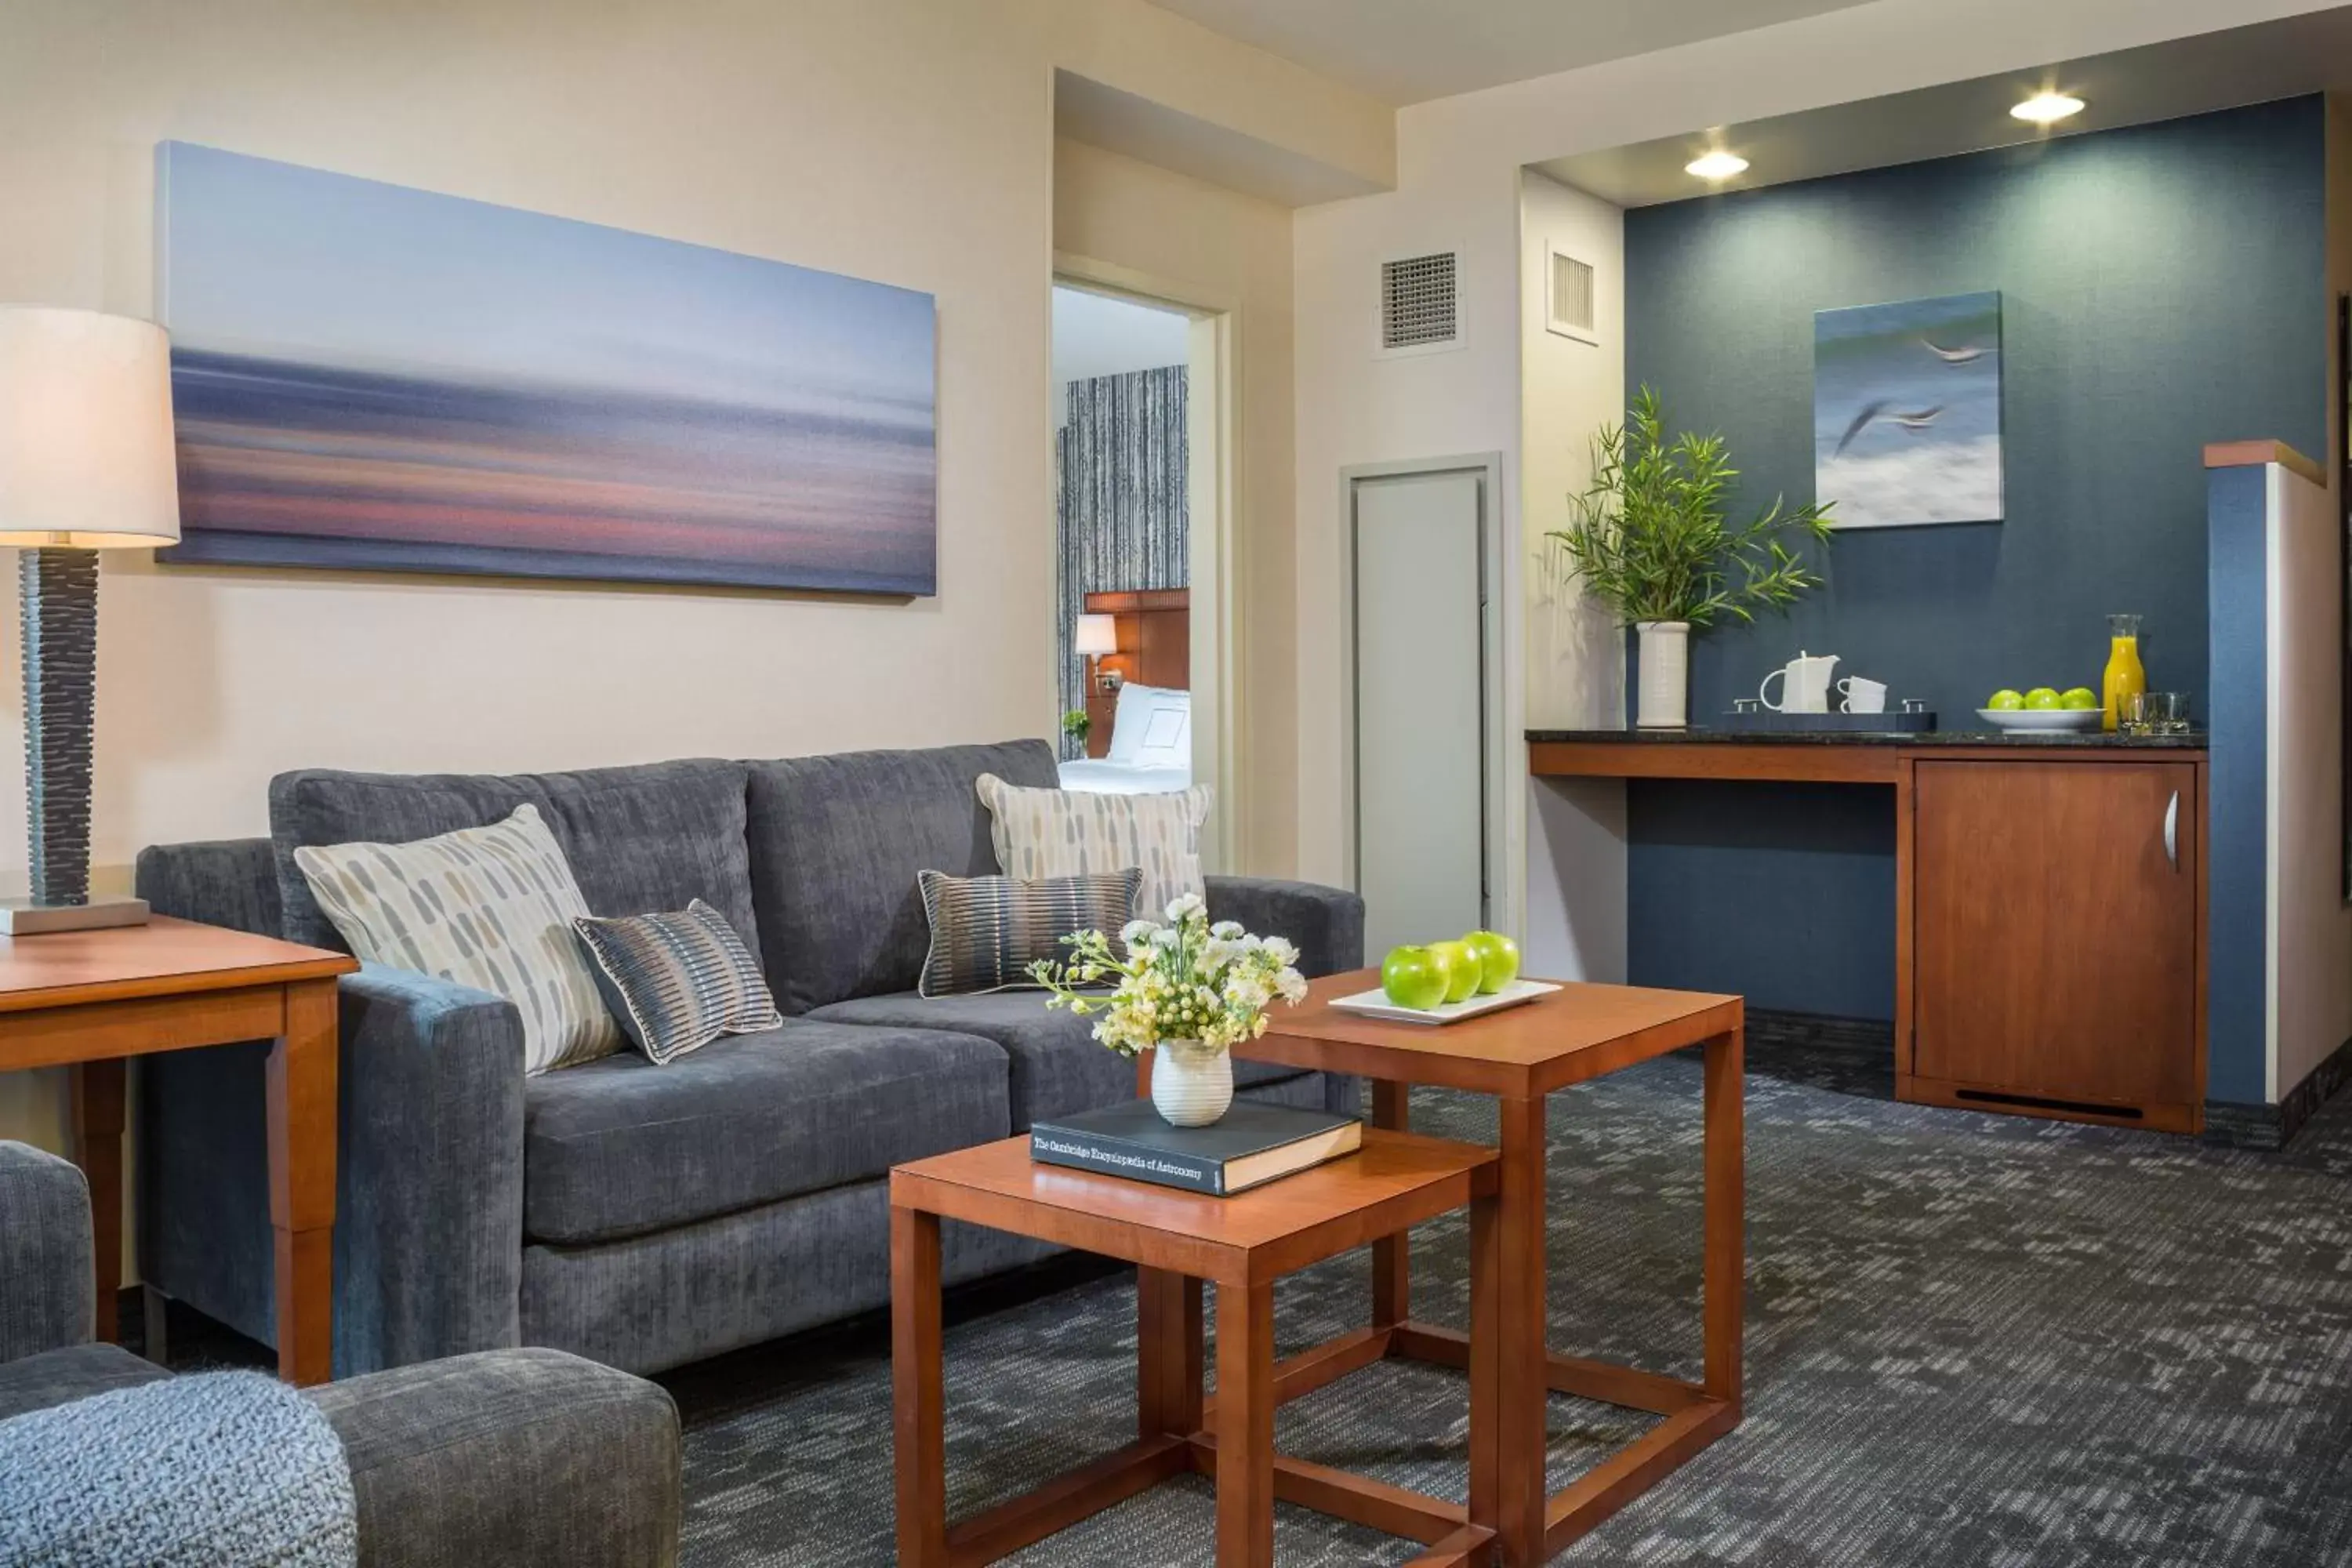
[1055,365,1189,757]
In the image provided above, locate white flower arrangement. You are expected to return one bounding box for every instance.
[1028,891,1309,1058]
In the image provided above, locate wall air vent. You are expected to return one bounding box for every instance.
[1378,250,1460,357]
[1547,248,1598,344]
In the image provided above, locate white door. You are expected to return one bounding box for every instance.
[1352,468,1488,956]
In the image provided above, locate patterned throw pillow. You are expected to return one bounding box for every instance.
[294,804,622,1074]
[572,900,783,1065]
[974,774,1212,923]
[916,869,1142,998]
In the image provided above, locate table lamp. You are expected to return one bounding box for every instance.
[0,307,180,934]
[1074,612,1120,693]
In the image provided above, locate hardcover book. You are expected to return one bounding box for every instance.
[1029,1099,1363,1196]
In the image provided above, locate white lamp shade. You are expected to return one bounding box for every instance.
[0,307,181,548]
[1073,612,1119,656]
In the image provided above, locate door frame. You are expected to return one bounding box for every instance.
[1338,452,1510,936]
[1052,255,1240,874]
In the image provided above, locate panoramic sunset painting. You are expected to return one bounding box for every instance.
[154,141,937,593]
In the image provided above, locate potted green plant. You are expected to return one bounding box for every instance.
[1060,707,1091,758]
[1547,387,1835,728]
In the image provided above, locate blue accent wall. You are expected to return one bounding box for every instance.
[2205,465,2271,1104]
[1628,782,1896,1018]
[1621,98,2328,1021]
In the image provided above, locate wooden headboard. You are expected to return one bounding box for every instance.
[1082,588,1188,691]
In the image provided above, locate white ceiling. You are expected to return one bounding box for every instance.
[1053,286,1189,385]
[1145,0,1875,105]
[1534,9,2352,207]
[1052,287,1189,423]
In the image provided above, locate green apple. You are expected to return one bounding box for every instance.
[1381,946,1448,1011]
[1987,689,2026,712]
[2060,687,2099,710]
[2024,687,2062,710]
[1461,930,1521,994]
[1425,939,1481,1004]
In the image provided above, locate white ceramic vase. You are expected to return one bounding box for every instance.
[1150,1040,1233,1127]
[1635,620,1691,729]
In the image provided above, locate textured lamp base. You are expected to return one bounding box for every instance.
[18,546,129,931]
[0,895,149,935]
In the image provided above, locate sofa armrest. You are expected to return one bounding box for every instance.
[0,1142,93,1361]
[311,1347,680,1568]
[332,964,528,1376]
[1204,876,1365,978]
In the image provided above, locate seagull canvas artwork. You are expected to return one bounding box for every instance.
[1813,291,2002,529]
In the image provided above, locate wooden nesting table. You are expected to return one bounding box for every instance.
[1234,974,1745,1566]
[891,1128,1502,1567]
[0,916,357,1385]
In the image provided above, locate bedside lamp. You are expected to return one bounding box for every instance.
[0,307,180,933]
[1073,612,1120,694]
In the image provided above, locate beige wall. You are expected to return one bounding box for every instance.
[1052,137,1299,876]
[1518,167,1628,982]
[0,0,1367,1162]
[0,0,1062,1152]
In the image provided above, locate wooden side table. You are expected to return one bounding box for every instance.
[1232,974,1745,1566]
[0,916,358,1385]
[891,1129,1501,1567]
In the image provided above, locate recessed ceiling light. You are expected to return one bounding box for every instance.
[1685,151,1749,181]
[2011,91,2085,125]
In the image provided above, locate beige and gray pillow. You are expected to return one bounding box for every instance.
[974,773,1211,923]
[916,869,1142,997]
[293,803,622,1074]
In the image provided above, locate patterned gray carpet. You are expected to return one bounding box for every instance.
[662,1057,2352,1566]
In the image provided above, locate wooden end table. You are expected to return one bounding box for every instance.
[0,916,358,1385]
[1232,974,1745,1566]
[891,1128,1501,1567]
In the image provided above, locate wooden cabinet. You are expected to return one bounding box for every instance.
[1907,758,2203,1130]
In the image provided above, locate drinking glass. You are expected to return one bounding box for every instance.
[2125,691,2190,735]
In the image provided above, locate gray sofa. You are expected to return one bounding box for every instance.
[0,1140,681,1566]
[135,739,1363,1377]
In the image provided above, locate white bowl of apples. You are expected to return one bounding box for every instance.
[1979,685,2103,733]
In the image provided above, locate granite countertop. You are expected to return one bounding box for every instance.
[1526,728,2208,750]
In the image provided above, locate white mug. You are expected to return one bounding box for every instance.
[1838,676,1887,715]
[1760,652,1840,714]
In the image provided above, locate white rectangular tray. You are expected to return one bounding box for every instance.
[1328,977,1561,1026]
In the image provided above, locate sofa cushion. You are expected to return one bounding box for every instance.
[0,1342,170,1423]
[521,1018,1009,1245]
[270,760,757,956]
[746,740,1060,1014]
[804,991,1310,1131]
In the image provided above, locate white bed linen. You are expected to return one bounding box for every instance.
[1055,759,1193,794]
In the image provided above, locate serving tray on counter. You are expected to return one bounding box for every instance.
[1706,710,1937,735]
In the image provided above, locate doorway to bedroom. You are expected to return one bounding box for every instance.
[1050,283,1203,810]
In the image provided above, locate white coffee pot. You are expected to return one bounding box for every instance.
[1760,652,1840,714]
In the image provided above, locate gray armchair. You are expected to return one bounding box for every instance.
[0,1142,682,1566]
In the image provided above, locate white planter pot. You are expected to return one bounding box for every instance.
[1635,621,1691,729]
[1150,1041,1233,1127]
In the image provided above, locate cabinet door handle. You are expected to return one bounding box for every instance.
[2164,789,2179,870]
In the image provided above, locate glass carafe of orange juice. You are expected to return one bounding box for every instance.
[2103,614,2145,733]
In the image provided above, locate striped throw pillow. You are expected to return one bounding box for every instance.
[294,803,622,1074]
[974,774,1212,924]
[916,869,1142,998]
[572,900,782,1065]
